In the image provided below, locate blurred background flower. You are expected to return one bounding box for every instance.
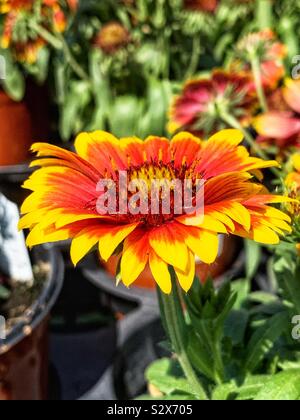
[235,29,287,90]
[94,22,130,54]
[168,70,257,136]
[254,79,300,152]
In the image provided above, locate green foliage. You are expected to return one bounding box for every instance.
[244,312,288,372]
[145,250,300,400]
[254,370,300,400]
[245,240,261,281]
[145,358,195,398]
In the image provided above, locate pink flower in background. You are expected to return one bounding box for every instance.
[168,70,257,136]
[254,79,300,151]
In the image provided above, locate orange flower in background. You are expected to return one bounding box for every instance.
[0,7,45,62]
[286,154,300,190]
[0,0,33,13]
[284,154,300,219]
[184,0,218,12]
[168,70,257,136]
[52,4,67,32]
[0,0,67,62]
[14,37,45,63]
[1,10,16,48]
[94,22,130,54]
[236,29,287,90]
[254,79,300,151]
[20,129,291,293]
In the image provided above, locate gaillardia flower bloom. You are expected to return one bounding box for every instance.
[20,129,291,294]
[1,0,67,62]
[168,70,257,136]
[94,22,130,54]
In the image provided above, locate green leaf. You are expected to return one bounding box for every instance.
[88,49,111,130]
[136,393,197,401]
[212,375,271,400]
[245,240,261,280]
[34,48,50,84]
[254,370,300,400]
[211,383,237,400]
[244,312,288,372]
[224,309,249,346]
[54,59,67,105]
[248,292,278,305]
[108,95,144,137]
[214,291,237,337]
[138,78,171,137]
[279,360,300,371]
[231,278,250,310]
[187,331,216,382]
[59,80,91,140]
[145,358,195,397]
[276,260,300,315]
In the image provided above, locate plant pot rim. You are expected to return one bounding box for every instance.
[83,237,245,305]
[0,244,64,355]
[0,163,32,180]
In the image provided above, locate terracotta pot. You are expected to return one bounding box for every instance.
[103,235,240,290]
[0,91,33,166]
[0,245,64,400]
[0,319,49,400]
[0,84,50,167]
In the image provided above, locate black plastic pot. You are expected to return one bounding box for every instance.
[0,244,64,400]
[48,255,118,401]
[0,164,32,207]
[81,304,163,401]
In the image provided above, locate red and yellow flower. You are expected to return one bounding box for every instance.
[0,0,33,13]
[168,70,257,136]
[254,79,300,151]
[14,38,46,63]
[1,0,67,63]
[20,129,291,293]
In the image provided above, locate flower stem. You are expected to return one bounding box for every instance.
[220,111,282,180]
[157,276,208,400]
[251,54,268,113]
[57,33,90,82]
[29,21,62,50]
[185,37,201,80]
[255,0,273,30]
[29,22,90,82]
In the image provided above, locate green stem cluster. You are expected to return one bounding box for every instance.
[29,22,89,82]
[157,275,208,400]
